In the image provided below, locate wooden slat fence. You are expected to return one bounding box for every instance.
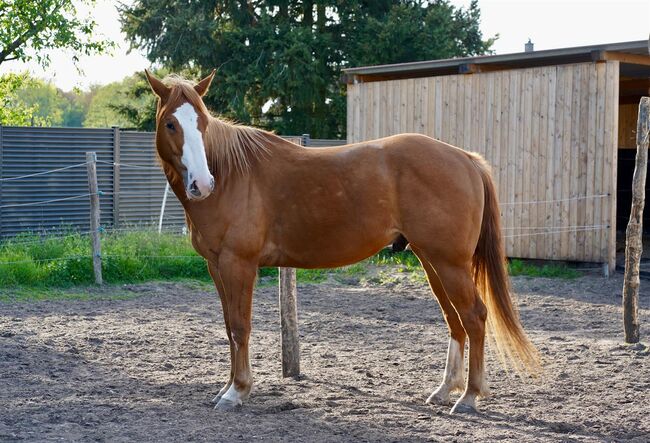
[347,61,620,266]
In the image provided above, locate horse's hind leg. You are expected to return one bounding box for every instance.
[414,254,467,405]
[439,263,489,413]
[417,253,489,413]
[412,248,466,403]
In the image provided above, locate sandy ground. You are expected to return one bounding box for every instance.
[1,274,649,442]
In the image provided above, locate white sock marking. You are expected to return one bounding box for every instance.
[221,383,242,405]
[444,338,464,388]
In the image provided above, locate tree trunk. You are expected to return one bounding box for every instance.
[622,96,649,343]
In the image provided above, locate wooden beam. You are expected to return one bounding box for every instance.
[591,50,650,66]
[459,63,479,74]
[458,63,514,74]
[620,78,650,93]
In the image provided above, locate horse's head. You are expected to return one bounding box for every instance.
[145,70,216,201]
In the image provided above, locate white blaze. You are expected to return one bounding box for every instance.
[173,103,213,197]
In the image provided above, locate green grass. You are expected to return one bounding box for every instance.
[508,258,580,279]
[0,230,207,287]
[0,231,580,294]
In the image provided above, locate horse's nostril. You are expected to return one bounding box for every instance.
[189,180,200,196]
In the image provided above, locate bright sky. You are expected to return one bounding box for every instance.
[0,0,648,91]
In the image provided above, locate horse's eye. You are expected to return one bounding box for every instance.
[166,122,175,130]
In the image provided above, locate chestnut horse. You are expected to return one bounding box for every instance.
[145,70,539,414]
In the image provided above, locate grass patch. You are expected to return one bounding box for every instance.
[0,230,580,293]
[0,230,208,288]
[0,286,138,303]
[508,258,580,279]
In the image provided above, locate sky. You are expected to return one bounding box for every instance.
[0,0,648,91]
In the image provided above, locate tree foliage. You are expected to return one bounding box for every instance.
[0,73,91,127]
[120,0,494,138]
[101,71,162,131]
[0,72,156,129]
[0,0,112,67]
[84,82,135,128]
[0,73,46,125]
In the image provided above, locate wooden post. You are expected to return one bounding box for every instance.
[279,267,300,377]
[622,96,649,344]
[86,152,103,285]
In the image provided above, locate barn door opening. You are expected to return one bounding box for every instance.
[617,100,649,269]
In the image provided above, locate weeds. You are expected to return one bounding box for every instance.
[0,231,580,292]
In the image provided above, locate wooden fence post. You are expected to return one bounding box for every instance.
[279,267,300,377]
[86,152,103,285]
[622,96,649,344]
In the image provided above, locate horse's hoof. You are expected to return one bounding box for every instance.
[214,398,242,411]
[212,384,232,403]
[426,392,450,406]
[450,402,477,415]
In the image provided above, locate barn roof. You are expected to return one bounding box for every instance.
[342,40,650,85]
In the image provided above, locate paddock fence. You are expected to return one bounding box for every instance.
[0,126,346,239]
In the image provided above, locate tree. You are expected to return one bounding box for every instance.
[14,79,67,125]
[61,89,91,127]
[84,82,133,128]
[0,73,45,125]
[1,73,95,127]
[120,0,494,138]
[0,0,112,68]
[99,71,160,131]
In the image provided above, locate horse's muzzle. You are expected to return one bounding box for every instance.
[187,176,215,200]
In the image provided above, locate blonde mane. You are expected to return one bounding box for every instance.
[161,75,271,177]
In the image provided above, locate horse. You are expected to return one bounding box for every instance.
[144,69,540,414]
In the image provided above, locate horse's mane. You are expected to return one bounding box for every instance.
[161,75,271,177]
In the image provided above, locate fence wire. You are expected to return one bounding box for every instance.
[0,162,90,182]
[0,193,99,209]
[96,160,162,171]
[500,193,609,206]
[0,160,618,273]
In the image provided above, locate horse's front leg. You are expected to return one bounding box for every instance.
[207,262,235,404]
[211,252,257,411]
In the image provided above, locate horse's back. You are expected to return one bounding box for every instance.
[258,133,485,267]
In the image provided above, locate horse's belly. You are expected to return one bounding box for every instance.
[261,211,397,269]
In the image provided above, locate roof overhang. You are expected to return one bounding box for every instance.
[342,40,650,86]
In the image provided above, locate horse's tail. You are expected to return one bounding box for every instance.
[470,154,541,376]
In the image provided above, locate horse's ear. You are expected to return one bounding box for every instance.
[195,70,216,97]
[144,70,170,100]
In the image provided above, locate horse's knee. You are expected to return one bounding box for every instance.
[229,323,251,348]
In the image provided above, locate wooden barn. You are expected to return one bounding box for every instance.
[343,40,650,272]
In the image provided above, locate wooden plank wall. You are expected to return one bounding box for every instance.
[347,61,619,265]
[619,103,639,149]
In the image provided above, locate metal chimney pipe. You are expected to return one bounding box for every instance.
[525,39,534,53]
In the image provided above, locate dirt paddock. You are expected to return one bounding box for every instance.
[1,274,649,442]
